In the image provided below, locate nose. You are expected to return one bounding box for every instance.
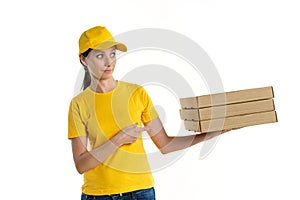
[104,55,113,68]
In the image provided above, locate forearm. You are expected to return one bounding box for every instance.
[74,124,147,174]
[146,118,223,154]
[159,131,221,154]
[75,136,122,174]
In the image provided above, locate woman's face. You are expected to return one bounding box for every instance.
[83,46,117,81]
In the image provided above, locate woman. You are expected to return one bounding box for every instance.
[68,26,230,200]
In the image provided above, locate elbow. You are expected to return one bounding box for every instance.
[154,139,172,155]
[160,150,169,155]
[77,169,85,175]
[158,146,171,155]
[75,163,86,175]
[156,141,173,154]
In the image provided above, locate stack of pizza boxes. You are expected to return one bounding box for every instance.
[179,86,278,133]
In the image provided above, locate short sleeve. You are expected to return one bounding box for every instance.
[139,87,159,124]
[68,100,87,139]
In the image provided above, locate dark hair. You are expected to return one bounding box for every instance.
[80,48,93,90]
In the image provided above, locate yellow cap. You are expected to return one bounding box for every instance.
[78,26,127,55]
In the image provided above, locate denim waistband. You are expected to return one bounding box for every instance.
[82,187,155,200]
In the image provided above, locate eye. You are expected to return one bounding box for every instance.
[110,52,116,58]
[96,54,104,59]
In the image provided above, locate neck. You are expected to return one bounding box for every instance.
[90,78,117,93]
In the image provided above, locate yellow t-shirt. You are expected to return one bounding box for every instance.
[68,81,158,195]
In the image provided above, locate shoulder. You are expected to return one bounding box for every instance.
[69,88,91,106]
[119,81,146,94]
[119,81,141,89]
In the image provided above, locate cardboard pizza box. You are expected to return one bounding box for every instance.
[180,99,275,121]
[183,111,278,133]
[180,86,274,109]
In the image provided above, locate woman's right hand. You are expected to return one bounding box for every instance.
[112,123,149,146]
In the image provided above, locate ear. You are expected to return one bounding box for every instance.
[80,55,88,67]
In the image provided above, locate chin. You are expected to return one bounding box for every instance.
[100,74,114,80]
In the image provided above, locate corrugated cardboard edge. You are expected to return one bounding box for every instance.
[183,120,201,132]
[180,97,198,109]
[274,110,278,122]
[179,109,200,120]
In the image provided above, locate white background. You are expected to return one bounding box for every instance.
[1,0,299,199]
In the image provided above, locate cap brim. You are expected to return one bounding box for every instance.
[94,40,127,52]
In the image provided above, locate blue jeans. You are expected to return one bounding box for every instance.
[81,187,155,200]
